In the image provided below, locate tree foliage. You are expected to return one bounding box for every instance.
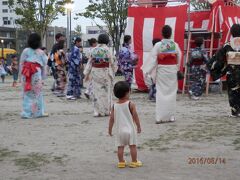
[190,0,240,10]
[77,0,128,53]
[191,0,211,10]
[8,0,70,44]
[74,25,82,36]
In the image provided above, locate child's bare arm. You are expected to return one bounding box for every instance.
[130,102,141,133]
[108,107,114,136]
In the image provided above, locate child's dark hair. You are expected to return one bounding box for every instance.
[114,81,130,99]
[230,24,240,37]
[152,38,161,46]
[123,35,131,46]
[55,33,63,41]
[162,25,172,39]
[88,38,97,46]
[195,37,204,47]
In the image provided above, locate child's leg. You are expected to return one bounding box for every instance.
[129,145,137,162]
[117,146,125,162]
[1,75,4,83]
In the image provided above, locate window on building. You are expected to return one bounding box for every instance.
[100,30,107,34]
[10,32,15,38]
[88,30,99,34]
[3,17,11,25]
[0,31,8,37]
[2,9,8,13]
[2,1,8,5]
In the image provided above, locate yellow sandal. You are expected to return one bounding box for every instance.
[128,160,143,168]
[117,161,127,168]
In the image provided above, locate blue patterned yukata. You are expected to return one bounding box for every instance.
[189,47,208,97]
[66,45,82,98]
[20,48,48,118]
[118,44,138,85]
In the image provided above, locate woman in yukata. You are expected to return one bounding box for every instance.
[142,25,182,124]
[118,35,138,87]
[84,34,117,117]
[20,33,48,118]
[188,37,208,100]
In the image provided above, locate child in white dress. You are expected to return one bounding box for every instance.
[108,81,142,168]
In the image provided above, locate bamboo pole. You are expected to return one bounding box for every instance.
[182,32,192,95]
[205,31,214,95]
[182,1,191,95]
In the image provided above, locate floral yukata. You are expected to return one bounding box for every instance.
[118,44,138,86]
[67,45,82,98]
[54,49,67,94]
[20,48,48,118]
[84,47,94,99]
[84,44,116,116]
[189,47,208,97]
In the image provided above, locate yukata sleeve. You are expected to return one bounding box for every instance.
[108,49,117,80]
[117,49,123,70]
[83,52,92,76]
[72,48,81,65]
[188,50,193,65]
[175,42,182,71]
[41,52,48,80]
[19,48,28,75]
[202,50,209,64]
[130,48,137,60]
[142,43,159,75]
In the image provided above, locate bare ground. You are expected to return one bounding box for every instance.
[0,76,240,180]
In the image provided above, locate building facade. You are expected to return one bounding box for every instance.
[82,26,109,47]
[0,27,16,49]
[80,26,113,53]
[0,0,20,28]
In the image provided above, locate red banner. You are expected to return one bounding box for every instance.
[126,5,188,91]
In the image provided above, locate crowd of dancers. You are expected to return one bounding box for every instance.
[1,23,239,168]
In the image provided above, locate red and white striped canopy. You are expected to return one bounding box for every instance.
[126,5,187,91]
[208,5,240,43]
[126,3,240,91]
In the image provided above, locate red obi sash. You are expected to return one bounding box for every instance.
[92,62,109,68]
[191,58,204,66]
[157,53,177,65]
[21,62,41,91]
[92,58,109,68]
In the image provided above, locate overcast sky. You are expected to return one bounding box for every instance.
[51,0,104,33]
[51,1,184,33]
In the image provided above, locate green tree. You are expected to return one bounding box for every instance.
[74,25,82,36]
[8,0,70,46]
[77,0,128,53]
[190,0,240,10]
[191,0,211,10]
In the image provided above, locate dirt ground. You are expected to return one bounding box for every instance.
[0,76,240,180]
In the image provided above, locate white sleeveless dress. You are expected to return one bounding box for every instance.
[114,101,137,146]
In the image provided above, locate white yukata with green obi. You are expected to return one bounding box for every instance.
[142,39,181,122]
[84,44,117,116]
